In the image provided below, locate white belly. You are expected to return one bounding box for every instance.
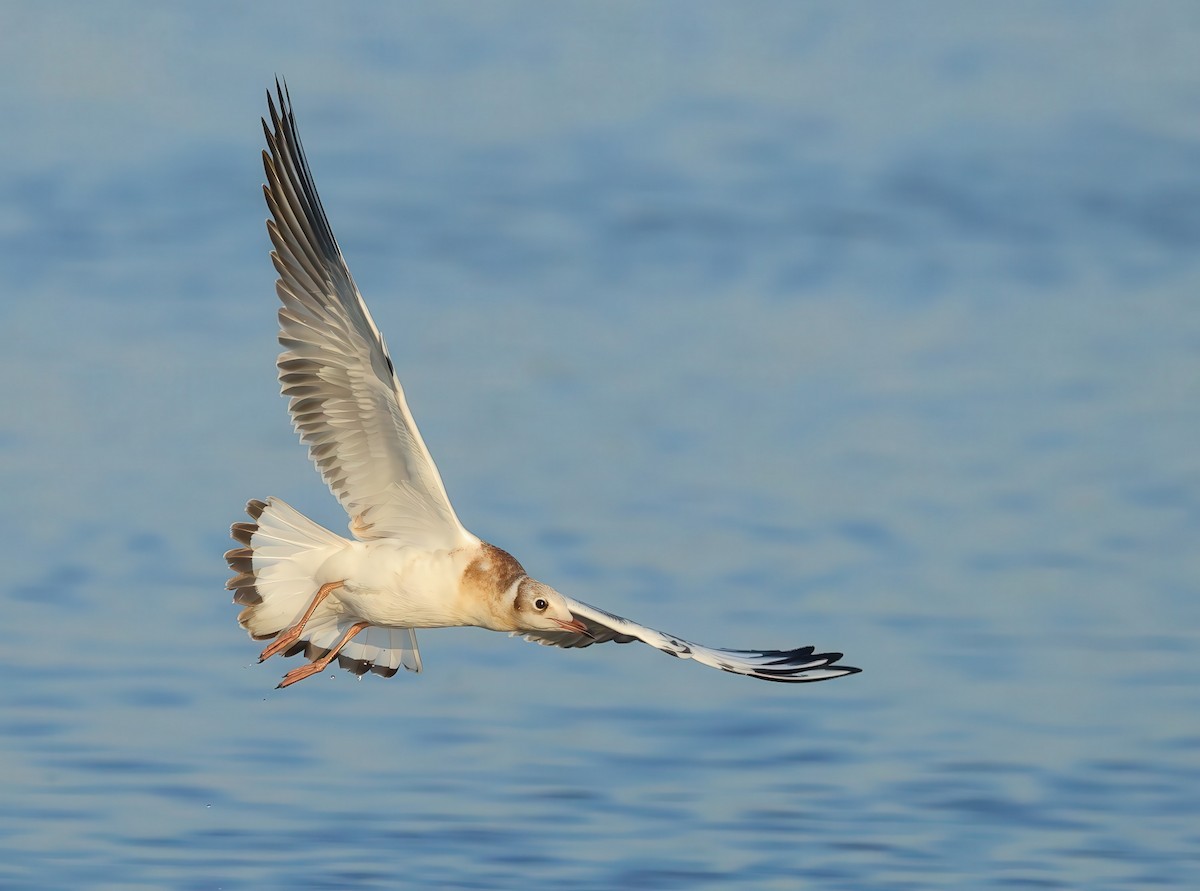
[315,540,470,629]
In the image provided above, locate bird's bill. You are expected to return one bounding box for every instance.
[553,616,593,637]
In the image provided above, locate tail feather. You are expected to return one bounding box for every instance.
[225,497,423,678]
[301,617,422,678]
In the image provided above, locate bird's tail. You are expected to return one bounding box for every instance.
[225,498,421,678]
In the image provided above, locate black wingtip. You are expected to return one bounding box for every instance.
[729,646,862,682]
[265,77,290,135]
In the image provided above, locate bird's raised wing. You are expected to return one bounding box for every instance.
[521,595,861,683]
[261,82,472,548]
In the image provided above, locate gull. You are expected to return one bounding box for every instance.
[226,82,861,689]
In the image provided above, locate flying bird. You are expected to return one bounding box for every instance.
[227,82,861,689]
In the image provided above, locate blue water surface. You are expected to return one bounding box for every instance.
[1,4,1198,889]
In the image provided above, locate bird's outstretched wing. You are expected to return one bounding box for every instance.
[521,596,861,683]
[261,82,473,549]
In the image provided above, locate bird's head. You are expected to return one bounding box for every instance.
[460,541,590,635]
[509,578,590,636]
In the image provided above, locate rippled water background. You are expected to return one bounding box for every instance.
[3,4,1199,889]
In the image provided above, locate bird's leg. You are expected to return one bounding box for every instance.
[276,621,369,689]
[259,580,344,662]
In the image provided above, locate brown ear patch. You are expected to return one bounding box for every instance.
[460,542,526,599]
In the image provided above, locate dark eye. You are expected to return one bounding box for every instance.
[534,598,548,611]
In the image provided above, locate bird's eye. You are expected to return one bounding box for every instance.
[534,598,548,611]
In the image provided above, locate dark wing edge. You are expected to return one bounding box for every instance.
[520,597,861,683]
[262,79,376,343]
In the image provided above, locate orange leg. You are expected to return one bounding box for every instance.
[276,621,370,689]
[259,580,344,663]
